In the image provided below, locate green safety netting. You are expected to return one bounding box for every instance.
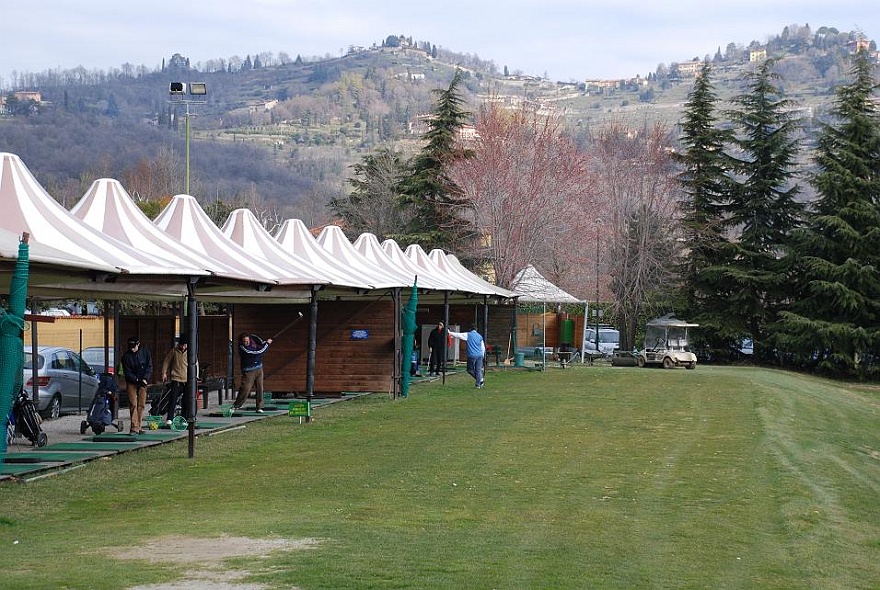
[400,278,418,398]
[1,234,29,456]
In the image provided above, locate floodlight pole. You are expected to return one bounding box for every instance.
[184,102,192,194]
[594,219,601,353]
[169,82,206,195]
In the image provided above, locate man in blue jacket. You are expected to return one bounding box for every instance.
[450,324,485,388]
[233,333,273,413]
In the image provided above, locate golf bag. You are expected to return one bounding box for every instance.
[9,388,48,447]
[80,374,123,435]
[149,382,181,418]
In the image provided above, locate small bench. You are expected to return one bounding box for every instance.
[197,377,226,409]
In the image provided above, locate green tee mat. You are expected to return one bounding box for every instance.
[3,452,103,462]
[208,409,283,417]
[45,442,145,451]
[1,463,53,475]
[93,432,180,442]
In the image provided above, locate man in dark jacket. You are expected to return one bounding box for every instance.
[427,321,446,376]
[120,336,152,434]
[233,333,273,413]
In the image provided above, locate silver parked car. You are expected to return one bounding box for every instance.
[81,346,116,375]
[23,346,100,419]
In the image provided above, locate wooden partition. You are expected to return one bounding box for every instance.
[234,300,396,396]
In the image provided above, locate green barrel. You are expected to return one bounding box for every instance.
[559,319,575,346]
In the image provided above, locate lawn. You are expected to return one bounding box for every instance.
[1,365,878,589]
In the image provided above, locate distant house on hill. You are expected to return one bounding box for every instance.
[13,91,42,102]
[749,48,767,62]
[676,60,703,77]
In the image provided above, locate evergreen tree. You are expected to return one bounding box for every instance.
[105,93,119,117]
[399,69,474,251]
[776,50,880,377]
[724,58,805,360]
[330,147,412,239]
[674,62,736,354]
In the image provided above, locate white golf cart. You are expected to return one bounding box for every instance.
[638,314,699,370]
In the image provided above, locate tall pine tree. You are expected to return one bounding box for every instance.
[674,62,736,354]
[399,69,474,252]
[724,58,805,360]
[776,50,880,377]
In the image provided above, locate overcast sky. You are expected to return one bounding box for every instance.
[1,1,877,87]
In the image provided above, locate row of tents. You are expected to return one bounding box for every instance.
[0,151,586,404]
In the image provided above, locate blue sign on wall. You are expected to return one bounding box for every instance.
[350,329,369,340]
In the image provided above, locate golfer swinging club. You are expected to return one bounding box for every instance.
[232,333,272,414]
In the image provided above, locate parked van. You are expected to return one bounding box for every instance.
[583,326,620,357]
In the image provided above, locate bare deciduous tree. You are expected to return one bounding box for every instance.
[447,101,599,290]
[588,122,683,349]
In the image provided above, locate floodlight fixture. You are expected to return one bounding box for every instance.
[189,82,207,96]
[169,82,186,94]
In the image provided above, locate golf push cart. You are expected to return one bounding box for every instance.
[638,314,699,370]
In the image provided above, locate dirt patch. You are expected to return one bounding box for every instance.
[110,534,321,590]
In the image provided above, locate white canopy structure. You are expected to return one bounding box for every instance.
[510,264,584,367]
[0,153,189,277]
[316,226,412,290]
[72,179,251,281]
[220,208,329,286]
[0,153,208,299]
[154,194,292,285]
[403,244,465,291]
[431,250,517,300]
[274,219,373,291]
[0,226,111,272]
[354,235,447,293]
[510,265,582,304]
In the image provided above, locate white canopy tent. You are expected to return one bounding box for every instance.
[219,208,332,288]
[153,194,283,283]
[274,219,374,292]
[354,234,448,295]
[430,250,517,300]
[510,265,585,367]
[403,244,477,294]
[315,225,413,290]
[72,179,252,282]
[0,153,208,300]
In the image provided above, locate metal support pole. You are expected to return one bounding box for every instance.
[595,221,601,353]
[186,281,198,459]
[442,291,450,384]
[306,287,319,416]
[185,104,191,195]
[511,302,518,358]
[393,288,401,399]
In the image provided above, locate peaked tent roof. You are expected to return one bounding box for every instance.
[403,244,471,292]
[315,226,410,290]
[354,235,446,292]
[72,179,242,279]
[220,209,329,286]
[154,194,297,285]
[0,227,110,272]
[273,219,372,290]
[0,152,187,276]
[430,250,518,300]
[510,264,582,303]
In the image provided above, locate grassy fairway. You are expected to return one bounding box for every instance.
[1,365,878,589]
